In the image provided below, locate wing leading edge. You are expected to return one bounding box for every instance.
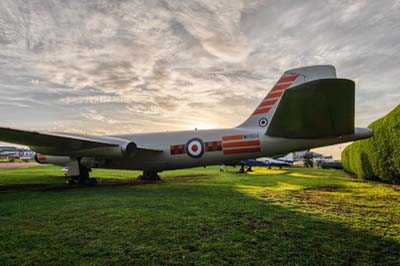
[0,127,163,158]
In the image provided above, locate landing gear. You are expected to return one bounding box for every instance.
[138,169,161,181]
[239,164,253,173]
[66,159,97,185]
[239,164,245,173]
[68,176,97,185]
[68,167,97,185]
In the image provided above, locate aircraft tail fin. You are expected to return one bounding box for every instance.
[276,152,294,163]
[239,65,356,139]
[239,65,337,130]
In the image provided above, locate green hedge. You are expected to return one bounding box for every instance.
[342,105,400,184]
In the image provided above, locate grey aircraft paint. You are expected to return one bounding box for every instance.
[0,65,373,178]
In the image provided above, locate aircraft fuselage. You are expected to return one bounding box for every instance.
[57,127,372,172]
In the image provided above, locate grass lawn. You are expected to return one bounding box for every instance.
[0,166,399,266]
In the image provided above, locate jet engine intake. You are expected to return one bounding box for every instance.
[121,142,137,158]
[31,141,139,159]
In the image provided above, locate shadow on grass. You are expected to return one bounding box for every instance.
[0,174,211,192]
[0,175,399,266]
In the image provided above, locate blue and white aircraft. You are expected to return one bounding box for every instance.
[242,153,294,169]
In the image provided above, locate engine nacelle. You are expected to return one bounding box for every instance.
[121,142,137,158]
[69,141,138,158]
[31,141,138,159]
[34,153,98,169]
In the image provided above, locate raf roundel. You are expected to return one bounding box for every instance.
[185,138,205,158]
[259,117,269,127]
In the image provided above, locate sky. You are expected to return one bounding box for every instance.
[0,0,399,158]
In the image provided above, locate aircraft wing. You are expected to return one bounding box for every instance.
[0,127,163,158]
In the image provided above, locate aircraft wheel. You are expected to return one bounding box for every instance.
[66,166,96,185]
[80,166,90,179]
[67,178,76,185]
[138,169,161,181]
[67,176,80,185]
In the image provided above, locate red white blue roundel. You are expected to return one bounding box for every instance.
[185,138,205,158]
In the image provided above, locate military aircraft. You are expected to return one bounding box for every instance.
[0,146,20,159]
[0,147,35,161]
[0,65,372,183]
[241,153,294,170]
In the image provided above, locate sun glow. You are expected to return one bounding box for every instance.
[188,122,217,130]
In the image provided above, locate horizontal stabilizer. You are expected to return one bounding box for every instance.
[266,79,355,138]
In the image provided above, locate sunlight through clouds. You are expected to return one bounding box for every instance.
[0,0,399,138]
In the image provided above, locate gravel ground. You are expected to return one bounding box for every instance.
[0,162,41,170]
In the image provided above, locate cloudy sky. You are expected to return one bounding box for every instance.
[0,0,399,157]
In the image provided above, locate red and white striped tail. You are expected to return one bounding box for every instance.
[252,74,299,116]
[238,65,337,131]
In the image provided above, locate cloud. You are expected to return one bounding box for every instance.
[164,0,255,62]
[61,95,129,105]
[0,0,398,141]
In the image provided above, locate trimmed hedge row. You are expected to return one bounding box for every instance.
[342,105,400,184]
